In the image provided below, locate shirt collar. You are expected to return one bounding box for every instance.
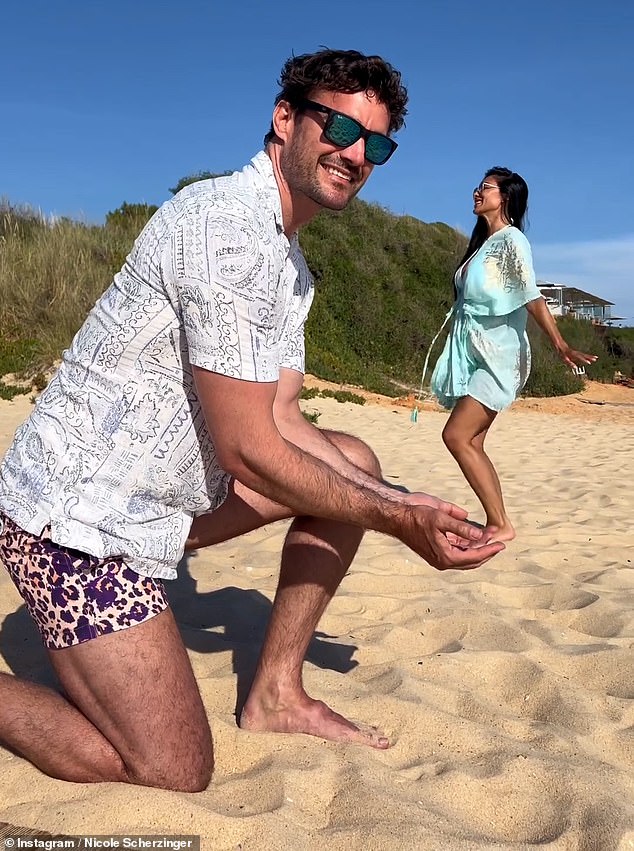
[250,150,285,234]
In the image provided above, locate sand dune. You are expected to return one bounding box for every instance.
[1,386,633,849]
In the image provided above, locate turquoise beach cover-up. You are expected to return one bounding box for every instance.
[430,225,542,412]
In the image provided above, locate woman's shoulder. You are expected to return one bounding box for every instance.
[497,225,532,250]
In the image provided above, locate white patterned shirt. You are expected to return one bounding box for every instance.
[0,152,314,579]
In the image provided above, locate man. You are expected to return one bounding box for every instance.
[0,48,504,792]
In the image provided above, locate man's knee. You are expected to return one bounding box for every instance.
[129,740,214,792]
[321,429,382,479]
[173,755,214,793]
[175,744,214,792]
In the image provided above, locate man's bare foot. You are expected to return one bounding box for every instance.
[239,690,390,749]
[485,522,516,542]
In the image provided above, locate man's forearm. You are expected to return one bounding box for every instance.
[191,368,501,570]
[228,426,409,538]
[275,413,408,503]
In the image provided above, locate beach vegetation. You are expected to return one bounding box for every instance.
[1,197,631,401]
[319,389,366,405]
[299,387,321,400]
[169,172,233,195]
[300,387,366,405]
[105,202,159,233]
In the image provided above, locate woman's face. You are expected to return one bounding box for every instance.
[472,178,503,218]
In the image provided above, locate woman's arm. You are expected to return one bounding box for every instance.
[526,296,598,369]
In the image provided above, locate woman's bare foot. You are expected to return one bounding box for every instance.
[485,521,516,542]
[239,688,390,749]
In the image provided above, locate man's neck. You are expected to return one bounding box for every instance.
[266,145,321,237]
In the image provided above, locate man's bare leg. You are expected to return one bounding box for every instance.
[0,609,213,789]
[188,430,389,748]
[0,672,128,783]
[239,512,389,748]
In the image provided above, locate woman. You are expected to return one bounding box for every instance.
[430,167,597,541]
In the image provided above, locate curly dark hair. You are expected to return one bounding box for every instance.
[263,48,408,145]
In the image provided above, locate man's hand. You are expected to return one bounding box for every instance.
[400,505,505,570]
[192,367,504,571]
[400,489,469,520]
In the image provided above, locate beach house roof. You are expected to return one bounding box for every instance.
[537,280,624,324]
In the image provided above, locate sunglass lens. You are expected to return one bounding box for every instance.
[325,113,362,148]
[324,111,396,165]
[365,135,395,165]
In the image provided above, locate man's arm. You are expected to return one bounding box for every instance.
[272,368,467,518]
[193,365,504,570]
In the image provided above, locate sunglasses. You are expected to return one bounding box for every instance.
[298,99,397,165]
[473,181,499,195]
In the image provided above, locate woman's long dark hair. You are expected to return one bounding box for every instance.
[456,166,529,270]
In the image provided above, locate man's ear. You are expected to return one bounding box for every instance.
[272,100,295,143]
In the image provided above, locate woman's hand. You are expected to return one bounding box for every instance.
[555,344,598,371]
[526,298,599,373]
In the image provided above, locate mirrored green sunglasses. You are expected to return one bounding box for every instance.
[298,99,397,165]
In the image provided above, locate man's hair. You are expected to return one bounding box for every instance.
[263,48,408,146]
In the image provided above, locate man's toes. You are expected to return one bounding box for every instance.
[346,720,390,749]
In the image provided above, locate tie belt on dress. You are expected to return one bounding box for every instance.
[411,300,483,420]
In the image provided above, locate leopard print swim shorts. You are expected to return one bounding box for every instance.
[0,513,169,650]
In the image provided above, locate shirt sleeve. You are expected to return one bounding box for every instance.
[162,203,285,382]
[279,321,306,373]
[278,240,314,374]
[480,229,542,315]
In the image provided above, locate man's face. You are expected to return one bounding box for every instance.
[279,90,391,212]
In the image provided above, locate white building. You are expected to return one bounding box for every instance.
[537,280,623,325]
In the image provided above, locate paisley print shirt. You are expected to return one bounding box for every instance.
[0,152,314,578]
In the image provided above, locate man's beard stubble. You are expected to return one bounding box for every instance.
[281,144,364,212]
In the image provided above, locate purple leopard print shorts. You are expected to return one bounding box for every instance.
[0,513,169,650]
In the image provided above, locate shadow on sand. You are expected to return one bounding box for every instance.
[0,554,359,718]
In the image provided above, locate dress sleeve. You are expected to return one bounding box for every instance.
[480,228,542,315]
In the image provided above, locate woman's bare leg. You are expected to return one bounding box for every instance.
[441,396,515,541]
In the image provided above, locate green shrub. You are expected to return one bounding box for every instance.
[0,337,39,376]
[105,202,158,234]
[299,387,320,400]
[319,388,366,405]
[0,382,28,401]
[299,387,366,405]
[1,196,630,402]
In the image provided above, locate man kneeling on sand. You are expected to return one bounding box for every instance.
[0,48,504,791]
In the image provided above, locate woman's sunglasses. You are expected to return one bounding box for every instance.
[297,99,397,165]
[473,181,499,195]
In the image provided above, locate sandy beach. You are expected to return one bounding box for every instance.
[1,381,633,850]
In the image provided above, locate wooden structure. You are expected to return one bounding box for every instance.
[537,281,624,325]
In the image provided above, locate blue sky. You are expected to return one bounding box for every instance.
[3,0,633,324]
